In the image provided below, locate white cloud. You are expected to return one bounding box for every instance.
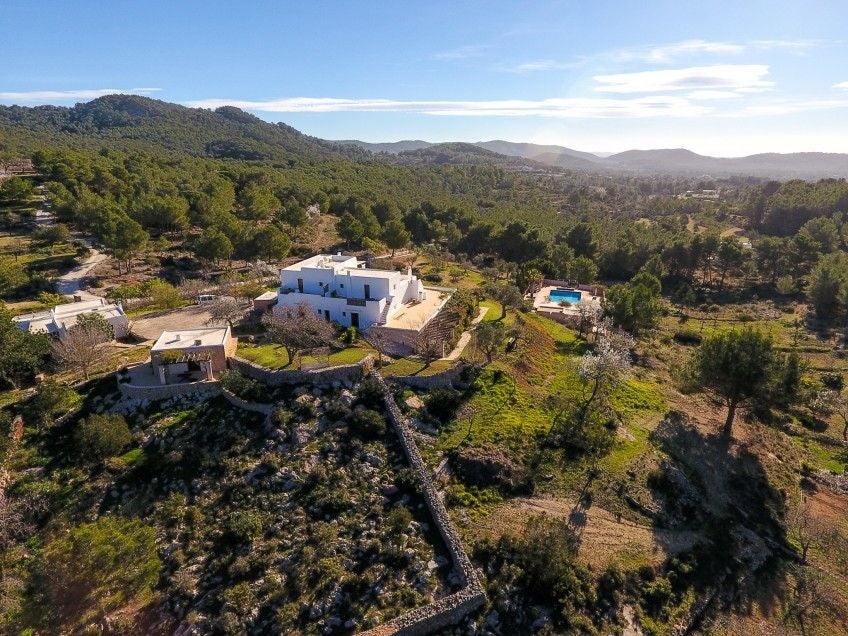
[835,81,848,90]
[727,98,848,117]
[687,90,740,100]
[185,95,711,119]
[593,65,772,93]
[0,88,161,103]
[432,45,487,61]
[614,39,819,63]
[494,58,586,73]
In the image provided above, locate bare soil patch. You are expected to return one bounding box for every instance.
[129,305,214,341]
[475,496,700,569]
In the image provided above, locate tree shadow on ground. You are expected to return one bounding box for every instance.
[650,412,791,621]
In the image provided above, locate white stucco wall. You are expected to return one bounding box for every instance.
[276,256,426,329]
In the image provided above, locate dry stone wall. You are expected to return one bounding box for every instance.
[391,363,467,390]
[220,388,275,416]
[118,379,222,401]
[361,374,485,635]
[229,355,373,388]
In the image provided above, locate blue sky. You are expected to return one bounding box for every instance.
[2,1,847,156]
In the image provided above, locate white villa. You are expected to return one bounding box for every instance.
[12,297,129,339]
[276,253,430,330]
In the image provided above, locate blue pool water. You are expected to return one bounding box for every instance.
[548,288,582,304]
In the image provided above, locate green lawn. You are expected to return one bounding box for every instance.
[480,299,503,322]
[236,341,370,370]
[379,357,456,377]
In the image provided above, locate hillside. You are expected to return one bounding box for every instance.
[341,137,848,178]
[3,95,846,178]
[0,95,367,162]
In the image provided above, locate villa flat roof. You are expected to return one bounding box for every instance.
[282,253,359,273]
[151,327,231,351]
[12,298,125,333]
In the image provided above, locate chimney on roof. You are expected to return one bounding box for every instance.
[194,339,202,346]
[174,334,181,341]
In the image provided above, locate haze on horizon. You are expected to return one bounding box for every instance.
[2,0,847,157]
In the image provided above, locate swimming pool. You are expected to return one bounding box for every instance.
[548,288,582,304]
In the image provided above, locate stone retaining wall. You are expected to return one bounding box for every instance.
[361,374,485,635]
[118,379,222,401]
[229,355,373,387]
[390,363,467,390]
[220,388,275,416]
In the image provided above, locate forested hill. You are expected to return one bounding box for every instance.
[0,95,371,162]
[2,94,847,178]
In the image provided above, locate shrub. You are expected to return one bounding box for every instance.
[224,511,264,543]
[672,329,702,346]
[340,326,357,344]
[74,414,131,461]
[821,371,844,391]
[222,581,255,616]
[425,388,463,424]
[219,370,263,402]
[387,506,412,534]
[351,408,387,438]
[29,380,78,427]
[356,376,385,410]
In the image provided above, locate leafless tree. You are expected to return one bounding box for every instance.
[177,278,208,301]
[812,389,848,442]
[416,333,442,367]
[263,305,336,367]
[365,327,392,367]
[207,296,244,328]
[789,498,834,565]
[52,316,113,380]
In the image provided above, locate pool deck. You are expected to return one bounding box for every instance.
[532,285,602,316]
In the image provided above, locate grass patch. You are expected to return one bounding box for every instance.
[379,357,455,377]
[237,342,291,368]
[237,341,369,370]
[117,447,146,467]
[480,299,503,322]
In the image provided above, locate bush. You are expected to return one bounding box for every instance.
[425,388,463,424]
[351,408,386,438]
[387,506,412,534]
[340,326,357,344]
[423,272,443,283]
[74,413,132,461]
[356,376,385,410]
[672,329,702,346]
[821,371,844,391]
[224,511,264,543]
[219,370,263,402]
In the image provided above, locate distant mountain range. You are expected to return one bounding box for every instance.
[0,95,845,179]
[336,138,848,179]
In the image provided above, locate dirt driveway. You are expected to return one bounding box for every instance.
[129,305,215,341]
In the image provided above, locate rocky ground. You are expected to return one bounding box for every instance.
[16,380,455,634]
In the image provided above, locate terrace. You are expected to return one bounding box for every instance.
[532,283,602,319]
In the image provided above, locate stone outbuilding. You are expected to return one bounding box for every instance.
[149,327,237,385]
